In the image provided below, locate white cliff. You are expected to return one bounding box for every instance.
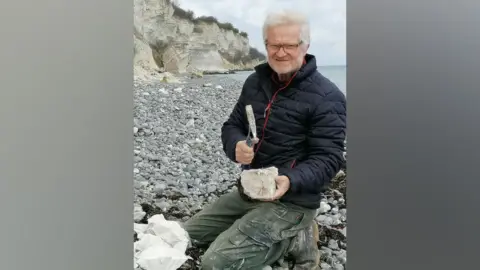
[134,0,265,79]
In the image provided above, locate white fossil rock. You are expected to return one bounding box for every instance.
[240,167,278,200]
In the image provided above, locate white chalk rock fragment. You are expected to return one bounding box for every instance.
[158,88,168,95]
[134,223,148,237]
[145,214,190,252]
[133,214,191,270]
[134,223,148,233]
[136,244,189,270]
[336,170,346,178]
[319,201,332,213]
[134,234,169,252]
[240,167,278,200]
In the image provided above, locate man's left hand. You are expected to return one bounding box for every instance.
[263,175,290,201]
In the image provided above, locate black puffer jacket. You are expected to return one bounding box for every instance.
[221,54,346,209]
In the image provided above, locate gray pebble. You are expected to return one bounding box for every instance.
[207,185,217,193]
[155,201,170,211]
[332,264,344,270]
[320,263,331,269]
[154,183,166,193]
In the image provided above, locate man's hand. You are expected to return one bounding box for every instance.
[235,139,258,164]
[261,175,291,201]
[272,175,291,200]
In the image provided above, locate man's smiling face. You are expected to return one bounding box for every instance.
[265,24,309,74]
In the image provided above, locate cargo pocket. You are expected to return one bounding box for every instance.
[271,204,308,239]
[228,232,250,247]
[224,230,268,262]
[237,218,275,248]
[272,203,305,226]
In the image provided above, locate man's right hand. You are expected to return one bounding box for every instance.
[235,140,257,165]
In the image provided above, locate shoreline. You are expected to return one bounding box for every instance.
[133,76,347,270]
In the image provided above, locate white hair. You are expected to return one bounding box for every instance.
[262,10,311,46]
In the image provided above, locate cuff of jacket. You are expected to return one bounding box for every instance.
[279,168,301,194]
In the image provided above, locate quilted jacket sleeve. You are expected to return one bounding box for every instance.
[283,88,347,194]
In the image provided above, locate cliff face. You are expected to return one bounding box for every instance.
[134,0,264,77]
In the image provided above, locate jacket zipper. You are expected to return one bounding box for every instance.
[252,58,307,166]
[253,72,298,156]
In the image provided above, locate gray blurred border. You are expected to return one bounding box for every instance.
[0,0,133,269]
[348,0,480,269]
[3,0,480,269]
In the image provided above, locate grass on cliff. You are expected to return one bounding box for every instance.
[168,0,249,39]
[245,47,266,62]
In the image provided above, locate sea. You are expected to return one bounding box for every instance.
[224,65,347,95]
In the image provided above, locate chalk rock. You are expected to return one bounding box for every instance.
[158,88,168,95]
[240,167,278,200]
[136,244,188,270]
[319,201,332,213]
[133,214,190,270]
[144,214,190,251]
[134,223,148,239]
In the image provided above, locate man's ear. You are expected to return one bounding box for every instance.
[302,43,310,54]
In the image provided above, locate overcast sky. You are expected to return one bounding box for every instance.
[177,0,346,66]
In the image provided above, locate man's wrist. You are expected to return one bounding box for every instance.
[282,171,298,193]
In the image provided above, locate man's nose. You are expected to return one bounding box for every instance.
[275,47,287,57]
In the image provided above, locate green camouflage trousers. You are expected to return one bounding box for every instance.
[183,189,317,270]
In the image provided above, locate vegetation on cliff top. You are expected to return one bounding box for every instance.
[168,1,244,35]
[245,47,266,62]
[167,0,266,61]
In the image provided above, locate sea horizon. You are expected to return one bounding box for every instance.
[224,65,347,94]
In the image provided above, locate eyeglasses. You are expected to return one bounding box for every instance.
[265,41,303,52]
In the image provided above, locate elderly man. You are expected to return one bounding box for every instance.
[183,10,346,270]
